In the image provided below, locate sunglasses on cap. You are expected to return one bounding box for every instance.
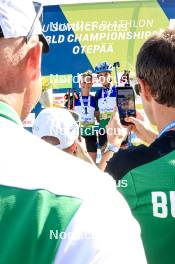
[0,2,49,53]
[27,2,49,53]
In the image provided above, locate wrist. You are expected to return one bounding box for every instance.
[104,143,120,154]
[145,130,157,145]
[107,140,122,149]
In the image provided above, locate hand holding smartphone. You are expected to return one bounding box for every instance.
[116,86,136,126]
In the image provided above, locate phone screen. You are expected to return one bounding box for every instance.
[116,87,136,125]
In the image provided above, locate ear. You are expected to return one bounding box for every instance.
[26,42,42,81]
[138,78,152,102]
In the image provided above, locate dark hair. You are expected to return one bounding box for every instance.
[136,29,175,107]
[134,83,141,95]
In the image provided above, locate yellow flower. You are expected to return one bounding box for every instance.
[42,76,52,92]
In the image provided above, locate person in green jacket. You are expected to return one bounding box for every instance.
[105,29,175,264]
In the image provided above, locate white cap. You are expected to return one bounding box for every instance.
[169,19,175,30]
[0,0,49,52]
[33,108,79,150]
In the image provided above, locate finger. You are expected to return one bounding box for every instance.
[126,125,131,134]
[128,124,133,131]
[108,106,119,124]
[125,116,140,126]
[106,124,110,131]
[107,120,114,131]
[129,124,135,131]
[112,106,120,120]
[122,127,130,140]
[136,111,144,121]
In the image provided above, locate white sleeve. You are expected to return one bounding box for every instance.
[54,190,146,264]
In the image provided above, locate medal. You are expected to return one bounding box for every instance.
[80,94,90,115]
[101,112,108,120]
[102,86,112,105]
[84,107,88,115]
[82,118,89,127]
[78,93,95,127]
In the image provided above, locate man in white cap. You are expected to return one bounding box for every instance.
[0,0,146,263]
[33,107,95,165]
[33,108,79,154]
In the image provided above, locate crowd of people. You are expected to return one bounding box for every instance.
[34,61,129,166]
[1,0,175,264]
[63,62,119,162]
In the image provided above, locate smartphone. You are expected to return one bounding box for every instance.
[116,86,136,126]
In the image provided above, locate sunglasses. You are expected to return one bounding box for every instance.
[69,110,81,126]
[0,2,48,53]
[26,2,43,44]
[0,2,42,41]
[26,2,48,53]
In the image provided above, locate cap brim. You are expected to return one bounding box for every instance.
[39,34,49,53]
[0,26,49,53]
